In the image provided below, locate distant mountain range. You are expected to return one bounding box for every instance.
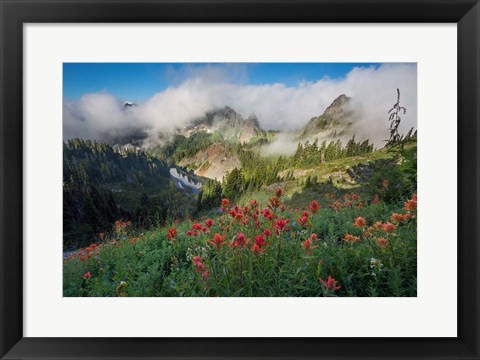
[103,94,360,181]
[175,94,355,142]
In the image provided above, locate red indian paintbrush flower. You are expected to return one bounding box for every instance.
[332,201,342,212]
[393,212,411,223]
[166,227,178,240]
[390,213,403,224]
[308,200,320,214]
[382,222,396,233]
[192,256,205,271]
[376,237,388,249]
[302,237,318,255]
[251,244,265,255]
[274,219,289,232]
[205,219,214,228]
[251,235,268,254]
[192,223,203,231]
[221,199,230,212]
[254,235,268,247]
[231,233,249,249]
[343,234,361,244]
[201,270,210,281]
[275,187,283,198]
[208,233,226,250]
[319,275,341,292]
[353,216,366,229]
[262,209,273,221]
[222,199,230,207]
[268,196,281,209]
[403,194,417,212]
[83,272,91,280]
[192,257,209,283]
[298,215,309,227]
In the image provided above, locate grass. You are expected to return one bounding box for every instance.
[239,146,400,209]
[64,187,417,297]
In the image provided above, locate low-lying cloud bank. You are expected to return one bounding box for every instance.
[63,63,417,148]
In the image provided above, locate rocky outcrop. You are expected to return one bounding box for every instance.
[182,106,262,143]
[178,143,241,181]
[301,94,353,136]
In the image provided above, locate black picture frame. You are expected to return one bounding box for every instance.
[1,1,479,359]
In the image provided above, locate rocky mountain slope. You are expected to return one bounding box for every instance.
[301,94,353,137]
[178,143,241,181]
[181,106,262,143]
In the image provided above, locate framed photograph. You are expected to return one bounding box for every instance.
[1,0,479,359]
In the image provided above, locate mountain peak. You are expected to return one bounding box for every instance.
[207,106,243,122]
[324,94,350,116]
[123,101,137,108]
[182,106,262,142]
[301,94,352,136]
[247,114,260,128]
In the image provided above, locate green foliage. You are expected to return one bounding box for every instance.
[161,132,223,164]
[64,188,417,297]
[222,168,245,201]
[399,145,417,185]
[63,139,196,250]
[290,136,374,168]
[363,158,415,204]
[198,179,222,211]
[386,88,407,150]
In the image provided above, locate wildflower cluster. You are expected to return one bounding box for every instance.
[166,227,178,241]
[319,275,341,292]
[302,234,318,255]
[64,189,417,297]
[326,192,369,212]
[192,256,210,283]
[344,193,417,250]
[114,220,131,237]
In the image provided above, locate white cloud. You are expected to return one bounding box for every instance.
[63,63,417,147]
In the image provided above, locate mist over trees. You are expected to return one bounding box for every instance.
[63,139,195,249]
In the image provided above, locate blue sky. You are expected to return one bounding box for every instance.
[63,63,382,102]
